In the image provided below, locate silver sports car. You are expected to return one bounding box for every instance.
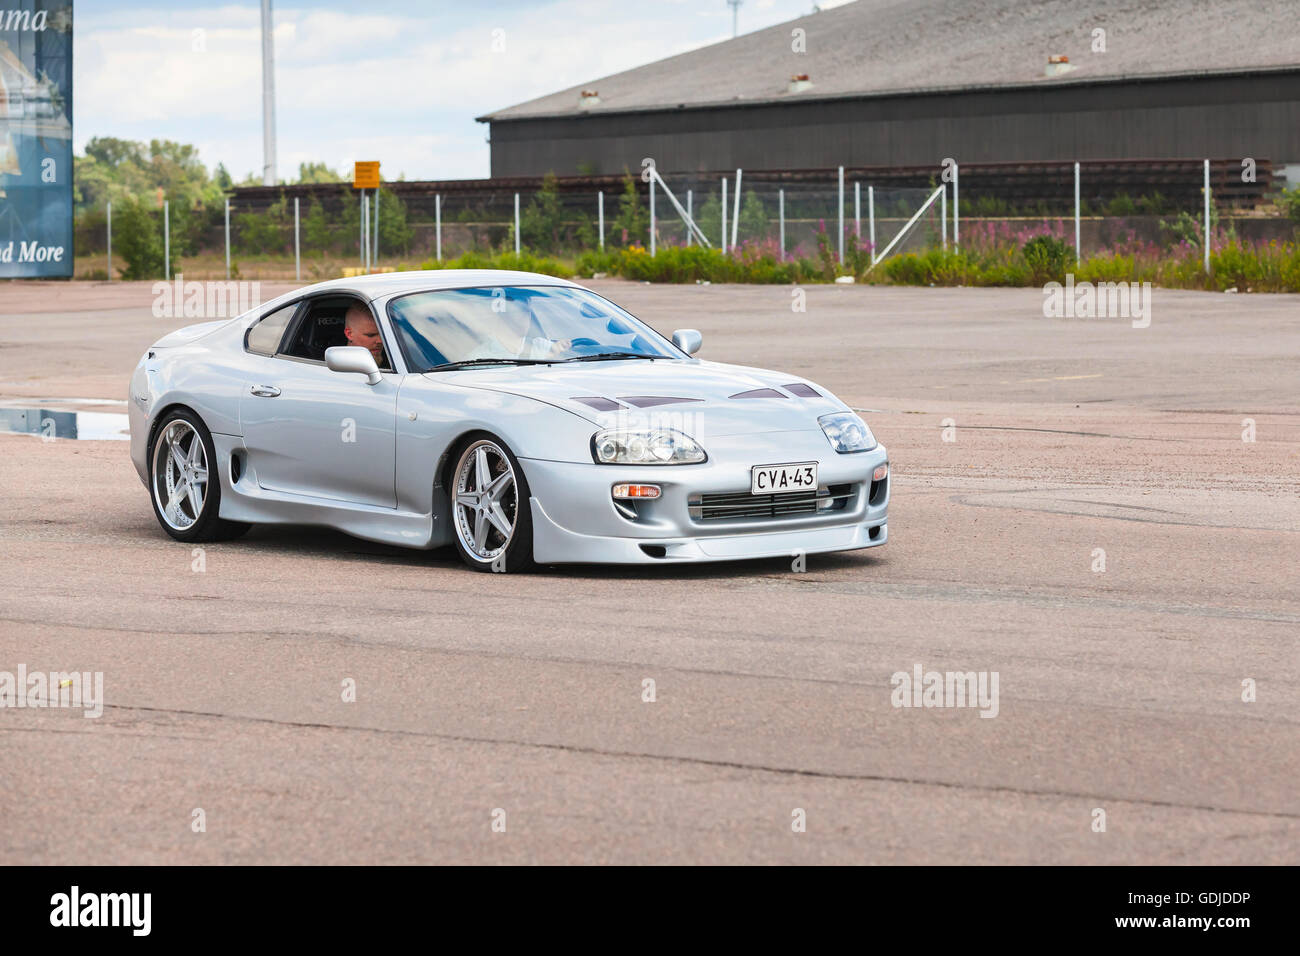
[129,270,889,571]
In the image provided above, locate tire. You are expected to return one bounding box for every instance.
[148,408,250,543]
[448,434,534,573]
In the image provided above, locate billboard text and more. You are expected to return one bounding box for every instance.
[0,2,72,278]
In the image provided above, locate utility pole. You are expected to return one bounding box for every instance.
[727,0,742,37]
[261,0,277,185]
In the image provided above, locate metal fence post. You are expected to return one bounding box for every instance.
[163,199,170,281]
[686,189,692,245]
[649,175,656,256]
[868,185,875,256]
[294,196,300,281]
[837,166,845,265]
[359,192,365,268]
[1203,158,1211,274]
[435,194,442,260]
[1074,161,1081,261]
[953,162,960,248]
[374,188,380,266]
[514,192,521,255]
[721,177,728,254]
[106,201,112,281]
[779,188,785,260]
[597,190,604,250]
[854,181,861,237]
[730,168,742,250]
[224,198,230,279]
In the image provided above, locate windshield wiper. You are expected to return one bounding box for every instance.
[561,352,661,363]
[427,357,556,371]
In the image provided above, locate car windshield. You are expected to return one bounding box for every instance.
[387,285,683,371]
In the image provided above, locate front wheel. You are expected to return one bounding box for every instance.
[450,436,534,573]
[148,408,250,543]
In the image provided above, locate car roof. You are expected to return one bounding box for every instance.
[295,269,582,303]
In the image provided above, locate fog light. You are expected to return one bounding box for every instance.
[873,463,889,482]
[612,483,661,499]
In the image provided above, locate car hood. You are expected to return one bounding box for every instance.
[426,359,845,437]
[151,319,231,349]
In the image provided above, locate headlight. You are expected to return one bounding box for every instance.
[819,412,876,453]
[592,428,706,464]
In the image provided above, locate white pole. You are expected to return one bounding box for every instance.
[1074,161,1081,261]
[435,194,442,260]
[597,191,604,250]
[941,186,947,250]
[514,192,521,255]
[730,168,742,249]
[837,165,845,265]
[868,185,875,254]
[359,192,365,267]
[686,189,692,245]
[779,188,785,260]
[854,181,860,237]
[224,198,231,279]
[649,175,656,256]
[294,196,300,281]
[373,188,380,265]
[163,199,170,281]
[953,162,960,248]
[1203,158,1211,274]
[106,201,112,281]
[721,177,728,254]
[260,0,277,186]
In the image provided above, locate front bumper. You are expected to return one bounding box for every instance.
[520,430,889,565]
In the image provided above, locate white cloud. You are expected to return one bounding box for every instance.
[73,0,825,181]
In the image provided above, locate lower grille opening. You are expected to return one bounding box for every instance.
[230,452,243,484]
[690,483,856,522]
[869,474,888,505]
[869,525,882,541]
[639,544,668,558]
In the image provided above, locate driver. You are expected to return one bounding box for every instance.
[343,303,391,369]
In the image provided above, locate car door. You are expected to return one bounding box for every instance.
[239,300,398,508]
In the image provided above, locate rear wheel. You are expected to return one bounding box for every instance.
[450,436,534,573]
[148,409,250,543]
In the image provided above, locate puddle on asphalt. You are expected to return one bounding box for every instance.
[0,400,130,441]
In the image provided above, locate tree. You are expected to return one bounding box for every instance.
[519,173,565,251]
[296,161,342,184]
[114,196,174,279]
[374,187,413,256]
[612,172,648,247]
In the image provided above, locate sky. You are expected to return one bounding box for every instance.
[73,0,854,182]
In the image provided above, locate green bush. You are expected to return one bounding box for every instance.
[1021,235,1076,284]
[420,249,573,279]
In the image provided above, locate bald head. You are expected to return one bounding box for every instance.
[343,304,385,365]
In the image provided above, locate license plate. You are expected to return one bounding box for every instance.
[751,461,818,494]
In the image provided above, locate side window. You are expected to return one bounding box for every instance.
[245,304,298,356]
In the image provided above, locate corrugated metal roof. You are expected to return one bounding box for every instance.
[479,0,1300,121]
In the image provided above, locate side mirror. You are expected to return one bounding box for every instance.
[672,328,702,355]
[325,346,382,385]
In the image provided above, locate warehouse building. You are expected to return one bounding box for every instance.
[477,0,1300,185]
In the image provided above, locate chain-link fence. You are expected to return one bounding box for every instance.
[71,162,1300,282]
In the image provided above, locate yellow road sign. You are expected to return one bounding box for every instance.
[353,161,380,190]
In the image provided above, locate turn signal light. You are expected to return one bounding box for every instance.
[612,483,661,499]
[872,463,889,482]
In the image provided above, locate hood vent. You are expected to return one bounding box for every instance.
[617,396,702,408]
[730,388,786,400]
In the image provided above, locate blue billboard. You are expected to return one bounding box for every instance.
[0,1,72,278]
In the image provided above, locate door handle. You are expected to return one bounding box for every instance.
[250,385,281,397]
